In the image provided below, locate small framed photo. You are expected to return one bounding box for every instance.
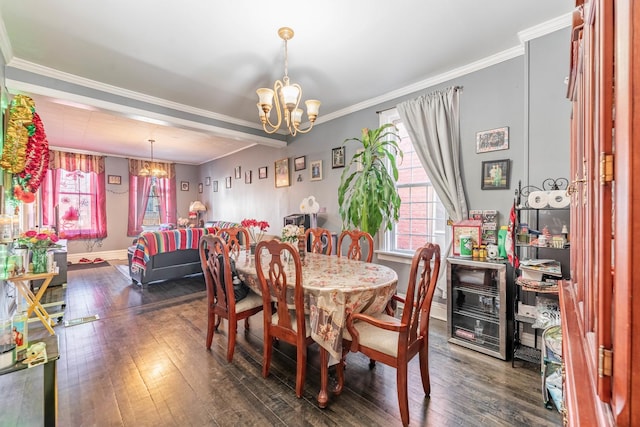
[476,127,509,153]
[198,183,203,193]
[481,159,511,190]
[225,176,232,188]
[234,166,241,179]
[332,146,345,168]
[274,158,290,188]
[181,181,189,191]
[258,166,268,179]
[294,155,306,171]
[212,180,218,192]
[205,176,211,186]
[310,160,323,181]
[107,175,121,185]
[245,170,252,184]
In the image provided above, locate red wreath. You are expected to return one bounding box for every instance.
[18,112,50,194]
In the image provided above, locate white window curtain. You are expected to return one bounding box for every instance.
[396,86,468,298]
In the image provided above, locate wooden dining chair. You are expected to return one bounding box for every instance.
[304,227,333,255]
[217,227,250,258]
[344,242,441,426]
[337,229,374,262]
[254,239,315,398]
[199,235,263,362]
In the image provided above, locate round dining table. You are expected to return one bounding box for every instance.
[235,251,398,407]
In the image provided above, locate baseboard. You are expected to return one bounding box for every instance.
[430,301,446,321]
[67,249,129,264]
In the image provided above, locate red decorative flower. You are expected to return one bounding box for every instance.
[241,218,270,244]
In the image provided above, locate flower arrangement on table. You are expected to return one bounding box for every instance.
[16,229,61,274]
[240,218,270,245]
[281,224,301,243]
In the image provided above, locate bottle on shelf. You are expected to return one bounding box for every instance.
[498,226,508,258]
[474,320,484,344]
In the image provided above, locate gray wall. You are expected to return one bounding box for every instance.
[199,28,571,295]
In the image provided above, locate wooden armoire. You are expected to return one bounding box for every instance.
[563,0,639,425]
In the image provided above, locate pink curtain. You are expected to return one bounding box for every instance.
[127,160,177,236]
[128,175,152,236]
[41,151,107,239]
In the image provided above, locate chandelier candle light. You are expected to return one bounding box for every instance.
[139,139,167,177]
[256,27,321,136]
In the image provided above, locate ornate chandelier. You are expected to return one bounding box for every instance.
[139,139,167,177]
[256,27,321,136]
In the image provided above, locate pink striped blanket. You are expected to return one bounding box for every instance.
[130,227,217,272]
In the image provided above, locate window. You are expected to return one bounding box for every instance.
[380,110,448,255]
[41,153,108,240]
[142,178,161,228]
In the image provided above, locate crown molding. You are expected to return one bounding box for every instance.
[7,57,263,131]
[318,45,524,124]
[0,16,13,64]
[518,12,572,43]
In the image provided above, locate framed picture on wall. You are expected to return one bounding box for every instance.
[225,176,232,188]
[481,159,510,190]
[258,166,268,179]
[205,176,211,186]
[234,166,241,179]
[274,158,290,188]
[198,183,203,193]
[107,175,121,185]
[476,127,509,153]
[245,170,252,184]
[332,146,345,168]
[212,180,218,192]
[310,160,322,181]
[181,181,189,191]
[294,155,306,171]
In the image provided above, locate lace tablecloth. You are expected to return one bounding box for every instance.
[235,252,398,360]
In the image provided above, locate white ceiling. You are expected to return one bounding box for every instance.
[0,1,574,164]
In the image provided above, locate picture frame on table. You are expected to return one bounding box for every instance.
[107,175,121,185]
[198,183,203,193]
[234,166,241,179]
[481,159,510,190]
[452,220,483,256]
[212,180,218,192]
[476,127,509,153]
[274,158,290,188]
[181,181,189,191]
[225,176,232,188]
[205,176,211,186]
[258,166,268,179]
[294,155,306,171]
[310,160,322,181]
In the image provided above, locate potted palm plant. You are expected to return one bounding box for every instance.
[337,124,403,237]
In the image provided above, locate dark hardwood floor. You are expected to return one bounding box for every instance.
[0,262,561,426]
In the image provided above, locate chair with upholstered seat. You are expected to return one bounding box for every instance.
[217,227,250,259]
[255,239,315,398]
[199,234,263,362]
[337,229,374,262]
[304,227,333,255]
[344,242,441,426]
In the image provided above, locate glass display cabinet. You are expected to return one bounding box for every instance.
[447,257,508,360]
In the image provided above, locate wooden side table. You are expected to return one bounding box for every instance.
[8,272,58,335]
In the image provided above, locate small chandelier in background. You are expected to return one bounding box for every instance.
[256,27,321,136]
[139,139,167,177]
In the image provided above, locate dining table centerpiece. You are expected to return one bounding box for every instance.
[241,218,270,253]
[16,229,60,274]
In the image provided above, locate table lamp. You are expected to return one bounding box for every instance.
[188,201,207,227]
